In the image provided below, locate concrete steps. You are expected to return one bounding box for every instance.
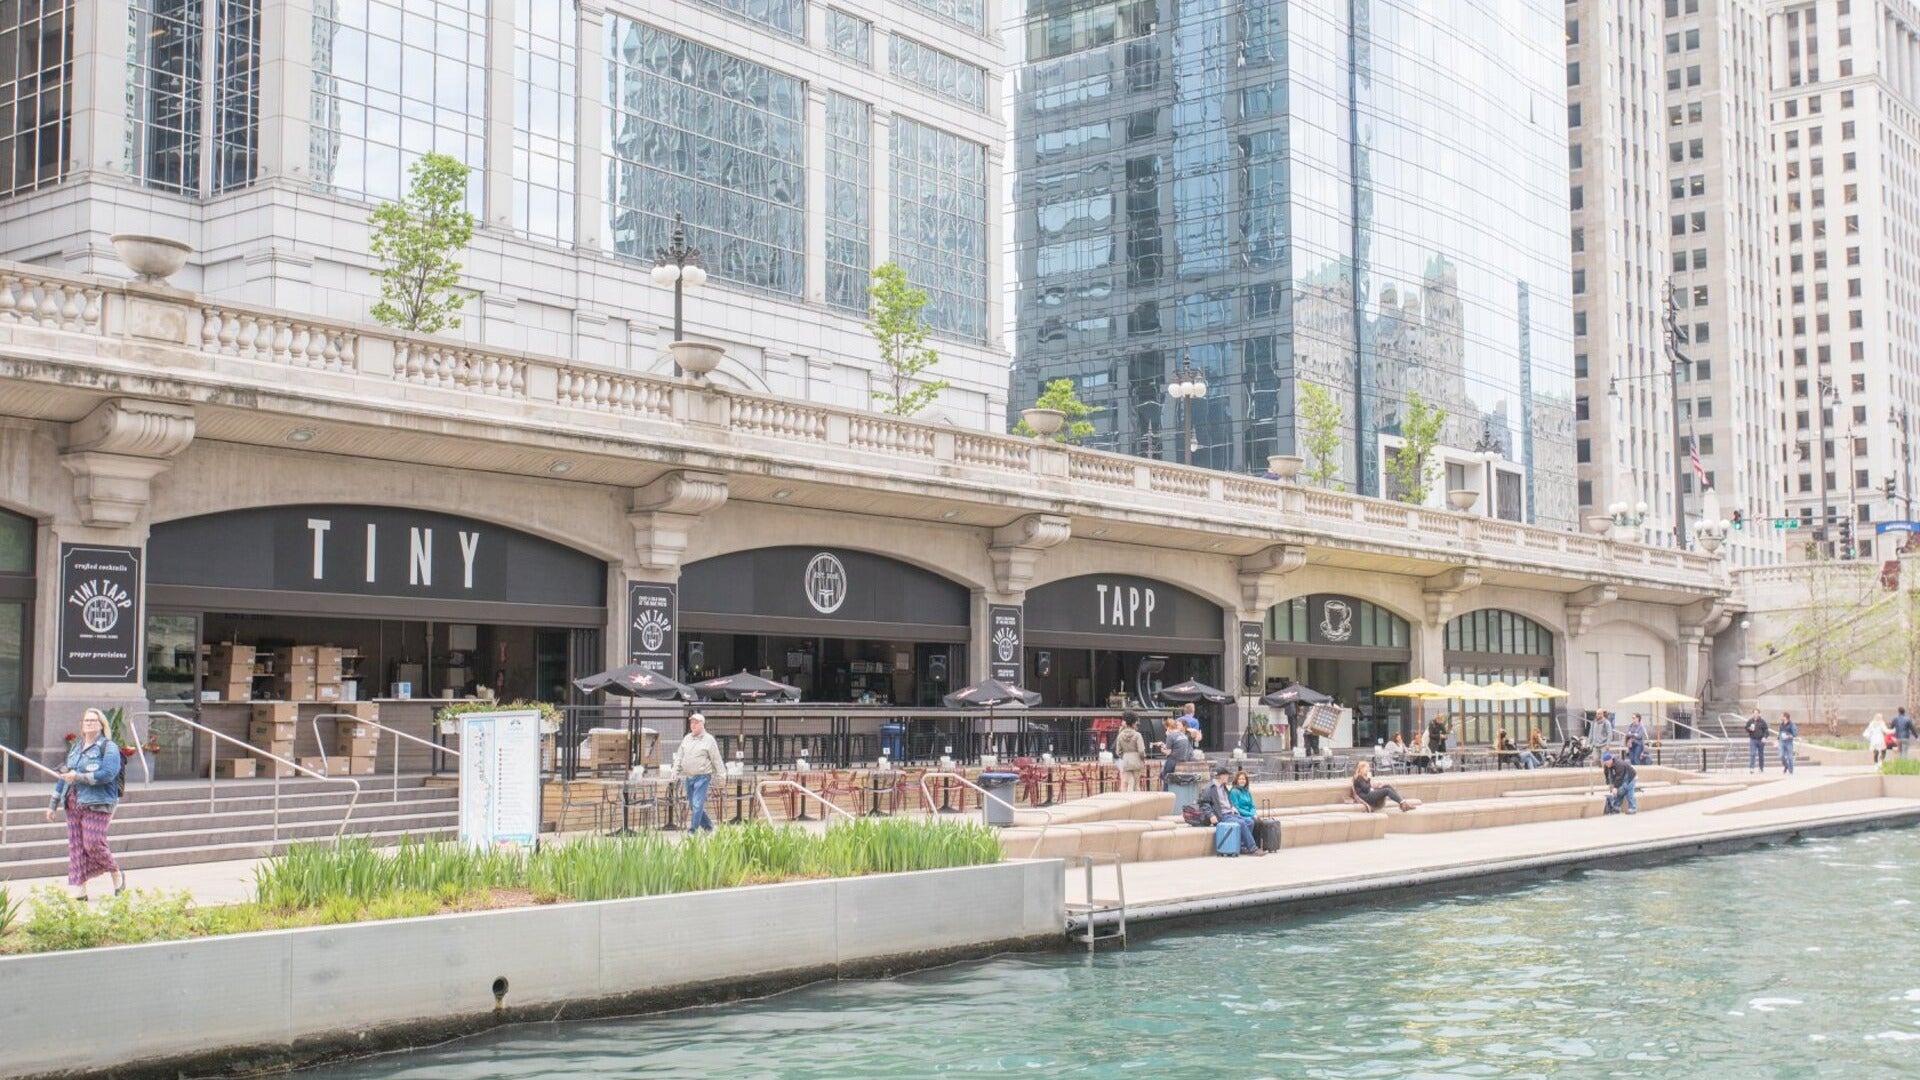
[0,776,459,881]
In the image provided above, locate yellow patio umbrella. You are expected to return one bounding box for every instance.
[1377,677,1452,744]
[1514,679,1570,699]
[1619,686,1700,742]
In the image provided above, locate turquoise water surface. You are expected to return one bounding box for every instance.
[300,827,1920,1078]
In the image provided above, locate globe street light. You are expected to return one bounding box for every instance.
[1167,354,1207,465]
[650,213,707,374]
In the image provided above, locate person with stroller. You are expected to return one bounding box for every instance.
[1351,760,1414,812]
[1601,752,1637,815]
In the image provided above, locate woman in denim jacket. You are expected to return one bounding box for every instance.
[43,708,126,900]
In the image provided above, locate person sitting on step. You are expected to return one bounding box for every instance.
[1351,759,1415,812]
[1198,767,1262,856]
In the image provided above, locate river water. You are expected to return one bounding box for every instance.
[301,828,1920,1078]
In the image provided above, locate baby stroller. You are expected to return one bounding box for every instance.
[1549,734,1593,768]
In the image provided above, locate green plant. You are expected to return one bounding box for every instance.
[436,699,561,728]
[1012,378,1098,443]
[1806,736,1867,750]
[867,263,949,417]
[1297,381,1345,489]
[1246,713,1275,738]
[1882,758,1920,776]
[369,152,477,334]
[0,886,18,938]
[1385,391,1446,505]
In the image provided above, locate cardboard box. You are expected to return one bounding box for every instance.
[257,740,293,759]
[277,667,317,685]
[333,720,376,739]
[333,702,380,720]
[277,684,317,702]
[249,720,297,742]
[210,758,257,779]
[276,646,320,666]
[315,646,344,668]
[251,702,299,725]
[260,761,297,779]
[297,756,350,777]
[333,735,380,757]
[314,682,343,702]
[348,757,379,776]
[210,643,256,665]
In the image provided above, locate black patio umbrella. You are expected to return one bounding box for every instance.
[693,672,802,764]
[1157,679,1232,704]
[1260,683,1331,707]
[943,678,1042,763]
[573,664,698,701]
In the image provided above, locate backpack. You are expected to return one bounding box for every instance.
[1181,804,1208,828]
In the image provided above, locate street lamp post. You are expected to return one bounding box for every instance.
[1660,283,1693,551]
[649,213,708,374]
[1167,353,1208,466]
[1473,422,1502,520]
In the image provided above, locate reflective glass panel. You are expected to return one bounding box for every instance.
[685,0,806,41]
[824,92,871,313]
[901,0,984,33]
[211,0,261,194]
[513,0,575,243]
[890,36,987,112]
[890,117,988,340]
[825,8,871,66]
[0,0,73,199]
[127,0,203,194]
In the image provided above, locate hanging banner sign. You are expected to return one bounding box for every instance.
[628,582,678,676]
[988,604,1023,683]
[58,544,142,682]
[1239,621,1264,690]
[456,709,542,851]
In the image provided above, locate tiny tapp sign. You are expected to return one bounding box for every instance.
[628,582,678,676]
[59,544,141,682]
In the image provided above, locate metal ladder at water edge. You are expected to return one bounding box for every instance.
[1064,852,1127,948]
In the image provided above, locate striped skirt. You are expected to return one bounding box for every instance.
[64,788,118,887]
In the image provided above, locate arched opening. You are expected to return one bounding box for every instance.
[1263,594,1413,746]
[1023,574,1224,711]
[1443,609,1558,744]
[0,508,34,774]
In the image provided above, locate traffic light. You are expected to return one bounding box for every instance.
[1887,474,1899,500]
[1840,517,1856,558]
[1731,509,1744,530]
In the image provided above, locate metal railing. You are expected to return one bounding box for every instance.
[0,745,65,845]
[918,771,1064,859]
[1064,852,1127,948]
[309,712,460,804]
[137,710,362,842]
[753,778,856,824]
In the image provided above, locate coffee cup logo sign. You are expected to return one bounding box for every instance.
[804,553,849,614]
[58,545,142,682]
[1319,599,1355,643]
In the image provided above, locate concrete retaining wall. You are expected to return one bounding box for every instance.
[0,861,1063,1079]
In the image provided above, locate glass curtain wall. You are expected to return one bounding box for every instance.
[511,0,575,243]
[891,116,989,340]
[123,0,260,197]
[605,19,806,298]
[0,0,73,199]
[823,91,871,313]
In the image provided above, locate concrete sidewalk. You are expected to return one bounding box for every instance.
[1064,768,1920,918]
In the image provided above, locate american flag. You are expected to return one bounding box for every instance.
[1689,436,1708,487]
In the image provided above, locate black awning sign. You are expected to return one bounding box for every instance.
[60,544,142,682]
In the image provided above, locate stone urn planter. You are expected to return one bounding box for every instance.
[1586,514,1615,534]
[1267,454,1305,480]
[109,234,191,284]
[1020,407,1066,439]
[1446,488,1480,511]
[669,340,725,382]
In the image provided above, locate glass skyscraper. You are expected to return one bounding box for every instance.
[1011,0,1577,528]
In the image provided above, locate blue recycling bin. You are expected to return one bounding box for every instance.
[978,771,1020,826]
[880,722,907,761]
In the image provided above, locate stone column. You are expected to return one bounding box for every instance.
[483,0,518,230]
[70,0,132,179]
[574,4,608,253]
[259,0,314,183]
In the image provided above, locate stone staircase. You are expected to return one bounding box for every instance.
[0,776,458,881]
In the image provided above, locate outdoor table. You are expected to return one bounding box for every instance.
[636,776,685,831]
[935,770,964,814]
[864,768,898,817]
[726,771,757,824]
[787,770,824,821]
[1036,764,1061,807]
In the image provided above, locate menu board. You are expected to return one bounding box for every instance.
[457,709,542,851]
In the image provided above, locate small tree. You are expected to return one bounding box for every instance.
[867,263,950,417]
[1385,391,1446,505]
[1013,378,1098,442]
[368,152,477,334]
[1298,381,1345,489]
[1776,558,1897,734]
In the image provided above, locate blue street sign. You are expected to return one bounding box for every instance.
[1875,521,1920,534]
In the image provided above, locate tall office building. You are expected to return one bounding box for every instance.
[1567,0,1673,538]
[1009,1,1578,529]
[1767,0,1920,560]
[0,1,1009,424]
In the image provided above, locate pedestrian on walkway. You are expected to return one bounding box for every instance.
[1601,752,1638,815]
[45,708,125,900]
[671,713,726,834]
[1113,717,1148,792]
[1865,713,1892,765]
[1895,707,1916,758]
[1745,709,1770,772]
[1778,712,1798,774]
[1624,713,1649,766]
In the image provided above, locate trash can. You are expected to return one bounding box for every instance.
[978,771,1020,826]
[1167,772,1203,815]
[879,722,907,761]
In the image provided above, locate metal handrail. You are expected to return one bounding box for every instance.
[754,778,856,823]
[114,710,154,786]
[0,745,64,845]
[137,710,362,842]
[918,770,1064,859]
[1063,852,1127,947]
[309,712,460,805]
[1666,716,1739,741]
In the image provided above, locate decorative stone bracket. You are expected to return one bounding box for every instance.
[1422,567,1482,624]
[628,470,729,572]
[1237,543,1308,613]
[1563,584,1620,637]
[59,398,196,526]
[988,513,1070,595]
[1678,597,1731,642]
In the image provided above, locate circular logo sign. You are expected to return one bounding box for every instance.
[993,626,1020,663]
[633,609,671,652]
[804,553,849,614]
[82,595,120,633]
[1241,638,1264,668]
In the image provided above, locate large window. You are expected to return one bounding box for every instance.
[513,0,576,243]
[1443,609,1557,744]
[890,117,988,339]
[0,0,73,199]
[606,19,806,298]
[901,0,984,32]
[310,0,487,206]
[211,0,260,193]
[127,0,202,194]
[823,92,870,314]
[890,36,987,112]
[1265,595,1409,649]
[685,0,805,40]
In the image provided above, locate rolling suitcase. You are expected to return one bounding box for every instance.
[1213,821,1242,856]
[1255,817,1282,852]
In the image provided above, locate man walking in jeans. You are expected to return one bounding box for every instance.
[1896,707,1916,758]
[672,713,727,833]
[1745,708,1769,773]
